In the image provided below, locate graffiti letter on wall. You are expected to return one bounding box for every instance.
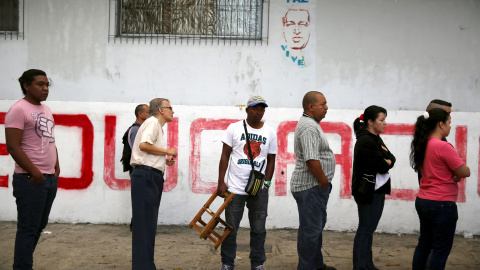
[104,115,129,190]
[275,121,296,196]
[54,114,94,190]
[275,121,353,197]
[104,115,179,191]
[165,117,179,192]
[189,118,238,194]
[0,113,94,189]
[322,122,353,199]
[455,126,467,203]
[383,124,417,201]
[0,113,9,187]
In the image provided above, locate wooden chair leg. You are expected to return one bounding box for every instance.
[189,190,236,249]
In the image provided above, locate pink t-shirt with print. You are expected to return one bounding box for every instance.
[5,99,57,174]
[418,137,465,202]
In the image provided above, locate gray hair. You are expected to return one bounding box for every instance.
[149,98,169,116]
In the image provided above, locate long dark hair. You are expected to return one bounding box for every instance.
[409,108,450,172]
[18,69,47,95]
[353,105,387,133]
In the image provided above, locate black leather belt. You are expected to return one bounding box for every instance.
[133,165,164,176]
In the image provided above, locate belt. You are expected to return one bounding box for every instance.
[133,165,164,176]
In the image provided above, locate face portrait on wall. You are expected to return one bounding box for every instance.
[282,9,311,50]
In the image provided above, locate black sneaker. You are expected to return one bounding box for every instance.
[318,265,336,270]
[220,264,234,270]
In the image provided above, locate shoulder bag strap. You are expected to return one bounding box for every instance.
[243,120,255,171]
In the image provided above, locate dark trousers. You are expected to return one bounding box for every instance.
[353,192,385,270]
[129,169,133,230]
[131,167,164,270]
[220,187,269,268]
[412,197,458,270]
[12,173,58,270]
[292,184,332,270]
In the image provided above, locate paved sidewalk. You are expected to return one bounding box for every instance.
[0,221,478,270]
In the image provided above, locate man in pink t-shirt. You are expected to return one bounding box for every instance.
[5,69,60,270]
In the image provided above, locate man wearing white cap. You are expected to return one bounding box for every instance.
[217,96,278,270]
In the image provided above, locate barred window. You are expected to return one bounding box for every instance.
[108,0,269,44]
[0,0,23,40]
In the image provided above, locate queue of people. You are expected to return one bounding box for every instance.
[4,70,470,270]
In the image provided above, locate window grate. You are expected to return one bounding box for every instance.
[108,0,269,45]
[0,0,24,40]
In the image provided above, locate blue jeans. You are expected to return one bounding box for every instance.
[131,166,164,270]
[292,184,332,270]
[353,192,385,270]
[412,197,458,270]
[221,187,269,268]
[12,173,58,270]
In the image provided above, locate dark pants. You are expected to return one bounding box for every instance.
[412,197,458,270]
[292,184,332,270]
[131,166,164,270]
[221,187,269,268]
[12,173,58,270]
[353,192,385,270]
[129,169,133,231]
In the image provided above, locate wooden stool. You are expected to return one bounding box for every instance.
[188,190,236,249]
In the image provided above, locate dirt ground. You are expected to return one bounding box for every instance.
[0,221,479,270]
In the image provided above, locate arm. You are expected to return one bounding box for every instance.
[442,143,469,182]
[385,146,396,169]
[54,147,60,177]
[379,138,396,169]
[129,126,139,149]
[389,152,396,167]
[305,159,329,189]
[264,154,276,187]
[217,143,232,197]
[139,142,177,157]
[357,137,391,174]
[453,164,470,181]
[5,128,45,183]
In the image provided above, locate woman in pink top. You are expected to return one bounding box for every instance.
[409,108,470,270]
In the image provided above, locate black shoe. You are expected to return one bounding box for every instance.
[318,265,336,270]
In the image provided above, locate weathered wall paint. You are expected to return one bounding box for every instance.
[0,0,478,110]
[1,101,479,235]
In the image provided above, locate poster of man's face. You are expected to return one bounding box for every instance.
[282,9,311,50]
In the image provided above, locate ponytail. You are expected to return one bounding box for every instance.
[353,117,364,133]
[353,105,387,134]
[410,108,449,172]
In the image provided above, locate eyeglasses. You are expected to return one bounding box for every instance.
[161,106,173,111]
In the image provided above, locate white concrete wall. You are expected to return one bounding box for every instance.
[0,0,478,110]
[0,0,479,234]
[0,100,479,235]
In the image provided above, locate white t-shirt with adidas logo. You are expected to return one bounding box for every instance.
[222,120,278,195]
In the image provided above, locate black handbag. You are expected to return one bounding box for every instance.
[243,120,265,196]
